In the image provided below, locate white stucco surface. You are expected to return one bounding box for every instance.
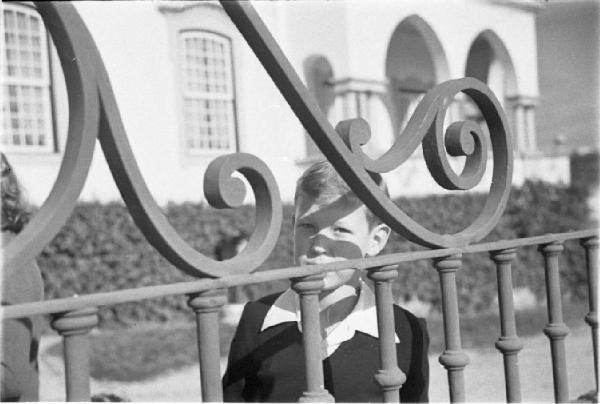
[4,1,565,207]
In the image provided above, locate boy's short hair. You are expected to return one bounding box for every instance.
[294,159,389,226]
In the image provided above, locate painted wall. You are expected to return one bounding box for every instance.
[536,0,600,153]
[5,0,559,208]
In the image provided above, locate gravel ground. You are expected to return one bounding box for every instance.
[428,325,595,402]
[39,325,595,402]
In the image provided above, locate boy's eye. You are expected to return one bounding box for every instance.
[296,222,315,232]
[333,226,351,235]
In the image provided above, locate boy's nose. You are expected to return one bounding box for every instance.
[308,233,329,256]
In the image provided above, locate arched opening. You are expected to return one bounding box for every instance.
[464,30,531,151]
[385,15,450,136]
[302,54,335,158]
[303,54,395,160]
[465,30,517,112]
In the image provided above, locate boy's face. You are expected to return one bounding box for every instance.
[293,193,390,291]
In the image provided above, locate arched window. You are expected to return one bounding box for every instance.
[179,30,237,153]
[385,15,450,137]
[1,3,54,152]
[464,31,532,152]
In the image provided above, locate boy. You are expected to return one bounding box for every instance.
[222,160,429,402]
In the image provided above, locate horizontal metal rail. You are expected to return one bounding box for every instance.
[2,228,596,320]
[8,3,593,402]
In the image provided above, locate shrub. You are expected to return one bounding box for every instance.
[35,180,593,327]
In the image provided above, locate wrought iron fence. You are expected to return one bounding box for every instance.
[1,2,597,403]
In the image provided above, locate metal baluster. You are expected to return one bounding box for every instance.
[188,289,227,402]
[490,248,524,402]
[539,241,570,403]
[51,307,99,401]
[580,236,598,392]
[368,265,406,403]
[434,254,470,402]
[292,274,334,403]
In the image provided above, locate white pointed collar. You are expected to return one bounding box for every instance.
[261,279,400,357]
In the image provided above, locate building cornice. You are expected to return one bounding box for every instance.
[157,1,223,15]
[485,0,546,13]
[506,94,540,107]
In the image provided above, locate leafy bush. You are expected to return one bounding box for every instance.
[388,180,595,315]
[38,202,293,327]
[36,180,594,327]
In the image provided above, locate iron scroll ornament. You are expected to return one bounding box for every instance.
[220,1,513,249]
[4,2,513,280]
[3,2,282,278]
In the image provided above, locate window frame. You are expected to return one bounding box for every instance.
[178,29,238,155]
[1,2,56,154]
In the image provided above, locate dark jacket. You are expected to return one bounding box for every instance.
[222,292,429,402]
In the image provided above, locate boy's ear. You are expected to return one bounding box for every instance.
[366,223,391,257]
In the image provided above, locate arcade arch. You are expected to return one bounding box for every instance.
[385,15,450,136]
[465,30,517,112]
[465,30,535,152]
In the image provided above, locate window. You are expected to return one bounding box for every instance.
[180,31,236,153]
[1,3,54,152]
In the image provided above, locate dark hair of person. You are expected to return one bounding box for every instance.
[1,152,31,234]
[294,159,389,226]
[215,233,248,261]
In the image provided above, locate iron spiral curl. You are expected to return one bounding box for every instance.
[203,153,282,276]
[222,1,513,249]
[336,78,513,247]
[4,3,100,273]
[5,2,282,278]
[342,79,507,191]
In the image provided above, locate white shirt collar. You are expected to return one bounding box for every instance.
[261,280,400,357]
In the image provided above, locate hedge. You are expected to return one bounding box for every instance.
[35,180,594,327]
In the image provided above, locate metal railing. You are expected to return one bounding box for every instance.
[1,2,598,402]
[2,231,598,402]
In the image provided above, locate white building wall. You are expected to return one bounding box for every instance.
[5,1,562,208]
[340,0,539,95]
[76,2,177,203]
